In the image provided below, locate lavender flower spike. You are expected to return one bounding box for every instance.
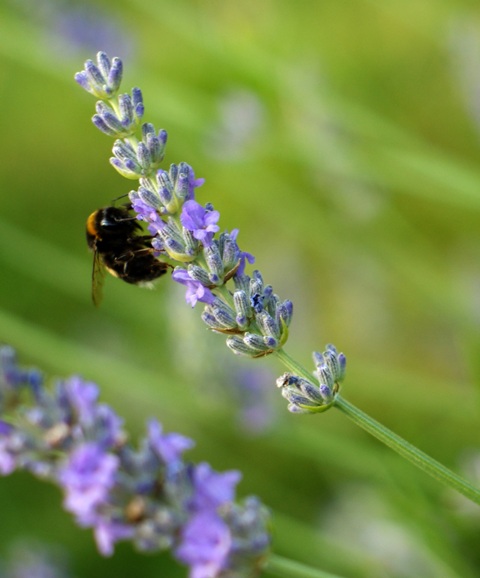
[0,346,271,576]
[76,51,294,359]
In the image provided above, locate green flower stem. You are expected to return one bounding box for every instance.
[275,349,480,506]
[266,554,344,578]
[275,349,313,381]
[334,395,480,505]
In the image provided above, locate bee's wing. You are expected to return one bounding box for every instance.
[91,250,106,307]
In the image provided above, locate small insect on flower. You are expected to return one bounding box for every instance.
[86,205,171,306]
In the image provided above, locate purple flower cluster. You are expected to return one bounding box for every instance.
[75,52,293,358]
[276,345,347,413]
[0,347,270,576]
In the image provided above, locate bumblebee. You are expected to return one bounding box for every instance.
[86,206,170,306]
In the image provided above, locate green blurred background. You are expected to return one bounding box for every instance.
[1,0,480,576]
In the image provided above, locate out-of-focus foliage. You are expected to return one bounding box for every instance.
[0,1,480,577]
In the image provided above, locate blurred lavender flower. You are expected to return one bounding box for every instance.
[59,442,120,524]
[148,418,194,463]
[231,368,276,433]
[176,510,232,578]
[448,16,480,138]
[192,463,241,511]
[0,421,16,474]
[53,4,132,58]
[0,346,270,576]
[6,0,133,59]
[205,89,265,160]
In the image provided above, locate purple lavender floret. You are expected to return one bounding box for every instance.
[147,418,194,463]
[228,229,255,277]
[0,421,16,474]
[181,200,220,248]
[176,163,205,201]
[0,345,42,395]
[58,442,119,524]
[191,462,241,511]
[172,268,216,307]
[129,192,166,235]
[0,347,270,576]
[175,510,232,578]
